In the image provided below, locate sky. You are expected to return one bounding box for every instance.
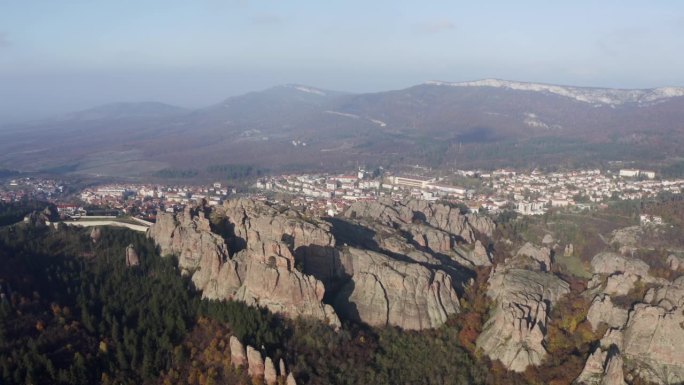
[1,0,683,122]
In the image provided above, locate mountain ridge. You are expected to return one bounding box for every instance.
[2,78,684,177]
[424,78,684,105]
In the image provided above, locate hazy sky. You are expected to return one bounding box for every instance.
[1,0,683,121]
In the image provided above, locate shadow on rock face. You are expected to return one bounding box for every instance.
[332,280,363,323]
[209,215,247,257]
[322,217,476,296]
[325,217,379,249]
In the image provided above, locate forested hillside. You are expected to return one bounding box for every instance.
[0,212,485,385]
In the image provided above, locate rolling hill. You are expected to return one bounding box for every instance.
[1,79,683,178]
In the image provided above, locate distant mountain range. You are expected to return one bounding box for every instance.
[1,79,684,178]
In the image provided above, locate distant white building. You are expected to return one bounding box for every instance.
[550,198,572,207]
[619,169,640,178]
[516,201,546,215]
[427,183,467,196]
[641,171,656,179]
[640,214,663,225]
[390,175,435,189]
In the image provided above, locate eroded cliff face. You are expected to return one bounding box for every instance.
[476,244,570,372]
[576,252,684,385]
[148,202,340,327]
[148,199,471,330]
[333,247,460,330]
[344,198,495,267]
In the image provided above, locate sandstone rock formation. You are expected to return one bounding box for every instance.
[590,252,650,277]
[610,226,641,250]
[345,198,494,244]
[587,252,665,297]
[342,198,494,273]
[575,344,626,385]
[148,202,340,326]
[622,303,684,384]
[229,336,247,368]
[246,345,265,378]
[579,252,684,385]
[230,336,296,384]
[147,198,477,330]
[125,244,140,267]
[513,242,552,271]
[279,359,286,379]
[575,347,608,385]
[264,357,277,385]
[468,240,492,267]
[601,352,627,385]
[667,254,684,271]
[586,294,628,331]
[564,243,574,257]
[90,227,101,243]
[332,247,460,330]
[476,252,570,372]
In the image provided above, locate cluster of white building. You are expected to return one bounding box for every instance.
[257,167,684,218]
[256,169,385,201]
[1,178,65,203]
[485,169,683,215]
[618,169,656,179]
[79,182,236,212]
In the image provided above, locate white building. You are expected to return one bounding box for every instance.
[619,169,640,178]
[641,171,656,179]
[390,175,435,189]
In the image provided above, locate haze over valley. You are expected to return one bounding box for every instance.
[2,2,684,385]
[2,79,684,178]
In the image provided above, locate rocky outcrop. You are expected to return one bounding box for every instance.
[590,252,650,278]
[409,224,453,253]
[643,276,684,310]
[576,327,625,385]
[466,212,495,237]
[125,244,140,267]
[622,303,684,384]
[564,243,574,257]
[345,198,494,245]
[463,240,492,267]
[229,336,247,368]
[575,344,626,385]
[332,247,460,330]
[230,337,296,383]
[514,242,552,271]
[148,199,477,330]
[23,206,57,226]
[246,346,265,378]
[149,205,231,291]
[279,359,286,379]
[587,252,665,297]
[580,254,684,385]
[148,202,340,326]
[264,357,277,385]
[586,295,628,331]
[207,256,339,326]
[343,198,494,272]
[610,226,641,249]
[601,352,626,385]
[90,227,101,243]
[575,347,608,385]
[667,254,684,271]
[476,254,570,372]
[218,199,336,269]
